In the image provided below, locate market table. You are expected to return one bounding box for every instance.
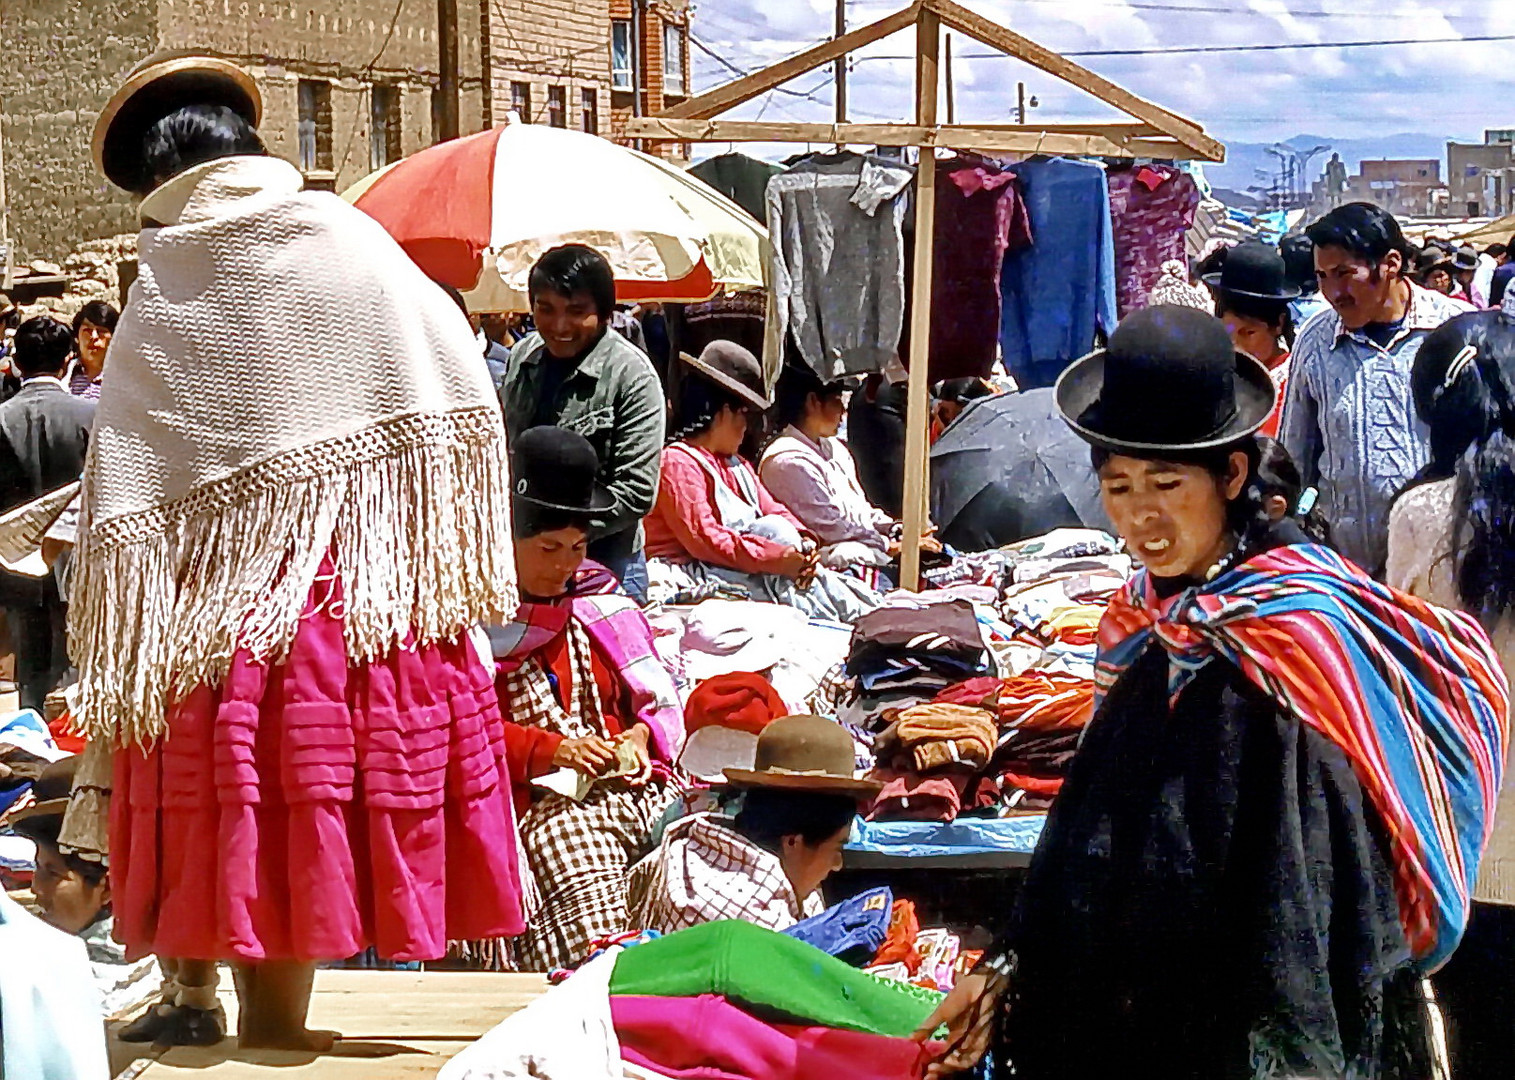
[831,815,1047,942]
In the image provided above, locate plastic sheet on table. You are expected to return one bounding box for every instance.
[847,815,1046,858]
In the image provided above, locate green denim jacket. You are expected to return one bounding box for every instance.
[499,329,665,546]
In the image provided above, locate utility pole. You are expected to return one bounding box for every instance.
[834,0,847,123]
[1016,81,1026,125]
[438,0,461,141]
[944,33,955,124]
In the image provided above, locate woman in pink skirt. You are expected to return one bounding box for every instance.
[65,53,525,1050]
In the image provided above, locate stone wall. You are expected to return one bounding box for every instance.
[0,0,158,261]
[1,0,489,262]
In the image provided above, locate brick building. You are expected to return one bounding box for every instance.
[606,0,691,158]
[1448,138,1515,218]
[2,0,690,263]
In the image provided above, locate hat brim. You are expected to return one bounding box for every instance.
[721,768,882,798]
[7,797,67,845]
[1054,347,1278,454]
[1201,273,1301,301]
[680,351,771,411]
[94,56,262,191]
[513,483,616,516]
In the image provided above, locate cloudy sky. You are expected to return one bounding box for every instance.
[687,0,1515,152]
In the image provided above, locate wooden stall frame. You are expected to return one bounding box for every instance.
[625,0,1224,588]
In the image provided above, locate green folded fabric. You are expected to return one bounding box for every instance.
[607,920,942,1037]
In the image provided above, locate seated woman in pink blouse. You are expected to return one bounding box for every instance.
[643,343,879,622]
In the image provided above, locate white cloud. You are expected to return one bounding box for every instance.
[686,0,1515,149]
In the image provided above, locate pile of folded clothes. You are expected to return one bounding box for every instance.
[864,899,983,995]
[442,919,945,1080]
[994,528,1131,680]
[836,593,997,734]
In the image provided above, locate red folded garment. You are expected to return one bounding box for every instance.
[873,899,922,972]
[612,994,929,1080]
[867,771,966,822]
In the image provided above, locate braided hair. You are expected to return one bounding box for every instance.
[669,375,747,444]
[1410,311,1515,623]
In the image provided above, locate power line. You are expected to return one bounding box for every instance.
[820,33,1515,60]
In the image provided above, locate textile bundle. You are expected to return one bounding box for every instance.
[1099,542,1511,971]
[441,920,942,1079]
[68,156,519,747]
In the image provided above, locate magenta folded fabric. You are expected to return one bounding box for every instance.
[611,994,927,1080]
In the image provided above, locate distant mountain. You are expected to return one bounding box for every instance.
[1205,133,1455,198]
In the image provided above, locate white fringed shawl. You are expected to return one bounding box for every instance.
[70,155,518,747]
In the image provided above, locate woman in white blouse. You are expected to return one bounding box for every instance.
[1388,309,1515,1080]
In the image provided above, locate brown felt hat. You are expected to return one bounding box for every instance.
[723,714,881,799]
[6,754,79,849]
[94,50,262,192]
[680,341,771,411]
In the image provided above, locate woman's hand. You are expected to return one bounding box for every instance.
[620,725,654,786]
[552,735,619,776]
[774,547,812,579]
[912,969,1009,1077]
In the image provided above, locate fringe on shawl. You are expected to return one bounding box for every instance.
[68,407,518,748]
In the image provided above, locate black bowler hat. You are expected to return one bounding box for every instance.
[510,426,615,516]
[1056,306,1276,454]
[1202,240,1300,301]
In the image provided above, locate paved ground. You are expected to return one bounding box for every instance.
[114,970,548,1079]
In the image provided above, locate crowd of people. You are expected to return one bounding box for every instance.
[3,49,1515,1080]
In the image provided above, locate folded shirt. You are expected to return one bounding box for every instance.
[867,772,965,823]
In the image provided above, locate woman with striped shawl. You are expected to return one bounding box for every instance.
[489,427,684,971]
[916,307,1510,1079]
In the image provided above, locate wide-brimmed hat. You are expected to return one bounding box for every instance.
[1056,306,1276,454]
[681,341,770,411]
[1452,247,1481,273]
[7,755,80,849]
[510,425,614,517]
[723,714,881,798]
[1202,240,1300,301]
[94,51,262,192]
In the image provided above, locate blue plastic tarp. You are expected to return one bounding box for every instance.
[847,816,1047,858]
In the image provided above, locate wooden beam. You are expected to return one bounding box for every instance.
[661,3,922,121]
[899,7,939,592]
[923,0,1224,161]
[621,118,1202,159]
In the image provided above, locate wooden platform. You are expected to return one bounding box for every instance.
[114,970,547,1079]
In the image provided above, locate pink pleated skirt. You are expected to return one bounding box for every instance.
[111,586,526,963]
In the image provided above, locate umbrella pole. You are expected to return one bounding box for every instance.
[899,9,939,591]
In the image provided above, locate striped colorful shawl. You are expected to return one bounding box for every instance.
[1098,543,1510,971]
[487,562,685,761]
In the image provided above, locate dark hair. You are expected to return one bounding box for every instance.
[71,300,119,338]
[1255,437,1302,512]
[528,244,615,320]
[734,787,858,851]
[773,362,834,429]
[137,104,266,196]
[670,372,747,442]
[1194,245,1229,282]
[932,377,995,405]
[1091,437,1271,557]
[1278,233,1318,295]
[512,501,592,541]
[1488,244,1509,259]
[1408,311,1515,621]
[12,316,75,376]
[1213,290,1295,350]
[1305,202,1411,277]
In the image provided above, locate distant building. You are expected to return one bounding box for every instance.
[607,0,692,159]
[1448,138,1515,218]
[1310,156,1447,218]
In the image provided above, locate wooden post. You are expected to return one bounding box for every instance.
[944,34,955,124]
[899,9,939,591]
[835,0,848,124]
[437,0,461,141]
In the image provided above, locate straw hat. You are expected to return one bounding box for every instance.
[93,50,262,192]
[723,715,881,798]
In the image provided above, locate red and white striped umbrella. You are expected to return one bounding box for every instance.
[345,121,767,313]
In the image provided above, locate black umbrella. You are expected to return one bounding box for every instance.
[930,388,1110,552]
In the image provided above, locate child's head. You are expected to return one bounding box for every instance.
[1254,437,1303,523]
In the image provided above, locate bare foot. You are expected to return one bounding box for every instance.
[239,1026,339,1053]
